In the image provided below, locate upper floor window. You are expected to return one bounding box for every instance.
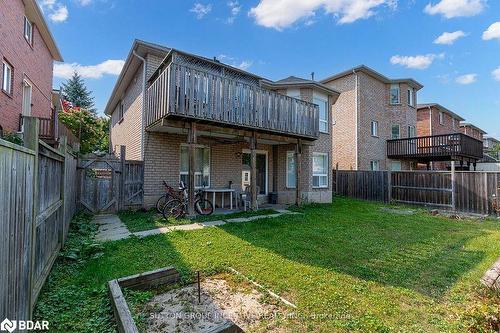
[2,61,13,95]
[390,84,400,105]
[24,17,33,45]
[408,125,416,138]
[371,121,379,137]
[407,87,415,107]
[118,101,124,120]
[314,97,328,133]
[439,111,444,125]
[452,118,456,130]
[391,124,400,139]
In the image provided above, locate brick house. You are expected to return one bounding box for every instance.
[460,122,486,141]
[106,40,339,210]
[0,0,63,136]
[320,65,423,171]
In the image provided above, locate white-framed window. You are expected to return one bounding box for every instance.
[312,153,328,188]
[407,125,416,138]
[391,161,402,171]
[439,111,444,125]
[180,145,210,188]
[370,160,379,171]
[407,87,415,107]
[390,84,400,105]
[286,151,296,188]
[24,16,33,45]
[314,97,328,133]
[22,79,32,116]
[371,121,379,137]
[2,61,12,94]
[391,124,400,139]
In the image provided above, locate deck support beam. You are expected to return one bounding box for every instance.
[250,132,257,210]
[295,139,302,206]
[187,122,197,216]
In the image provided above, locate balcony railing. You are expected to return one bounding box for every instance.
[19,111,79,148]
[387,133,483,161]
[146,63,320,139]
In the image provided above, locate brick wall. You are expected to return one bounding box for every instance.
[110,64,144,160]
[0,0,54,132]
[460,126,484,140]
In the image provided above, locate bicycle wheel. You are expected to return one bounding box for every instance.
[162,199,185,219]
[156,194,170,213]
[195,198,214,215]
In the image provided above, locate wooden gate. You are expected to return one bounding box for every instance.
[79,149,144,213]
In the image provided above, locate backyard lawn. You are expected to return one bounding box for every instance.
[35,197,500,332]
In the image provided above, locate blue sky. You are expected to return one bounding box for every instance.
[39,0,500,138]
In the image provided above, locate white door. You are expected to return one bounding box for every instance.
[22,80,32,116]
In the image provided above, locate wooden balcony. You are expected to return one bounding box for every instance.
[146,62,320,140]
[387,133,483,162]
[19,111,79,148]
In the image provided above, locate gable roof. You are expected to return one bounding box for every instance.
[24,0,63,61]
[417,103,465,121]
[460,122,487,134]
[320,65,424,90]
[261,76,340,97]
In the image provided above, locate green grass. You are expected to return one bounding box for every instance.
[35,197,500,332]
[118,208,280,232]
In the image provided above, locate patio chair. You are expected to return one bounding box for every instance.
[241,185,259,211]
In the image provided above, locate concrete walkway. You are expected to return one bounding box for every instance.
[95,209,301,241]
[93,214,132,242]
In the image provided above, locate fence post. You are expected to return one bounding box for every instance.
[451,161,456,211]
[23,117,39,320]
[59,136,68,247]
[387,170,392,204]
[119,145,126,211]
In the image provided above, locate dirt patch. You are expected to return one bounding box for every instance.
[143,274,287,332]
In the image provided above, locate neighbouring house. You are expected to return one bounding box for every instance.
[460,122,486,141]
[0,0,63,139]
[320,65,423,171]
[483,136,499,160]
[106,40,339,210]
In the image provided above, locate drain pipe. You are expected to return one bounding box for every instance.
[353,69,359,170]
[133,50,147,160]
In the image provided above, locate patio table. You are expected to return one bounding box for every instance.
[204,188,236,210]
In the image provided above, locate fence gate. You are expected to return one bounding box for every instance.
[79,150,143,213]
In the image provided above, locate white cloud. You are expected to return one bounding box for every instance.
[190,3,212,19]
[493,67,500,82]
[424,0,485,18]
[434,30,466,45]
[54,60,125,79]
[227,1,241,24]
[249,0,397,30]
[38,0,69,22]
[77,0,93,5]
[238,61,253,70]
[455,73,477,84]
[482,22,500,41]
[390,53,444,70]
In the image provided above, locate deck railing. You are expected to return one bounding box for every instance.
[19,111,79,148]
[146,63,320,139]
[387,133,483,160]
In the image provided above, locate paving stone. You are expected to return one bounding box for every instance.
[93,214,131,242]
[200,220,226,227]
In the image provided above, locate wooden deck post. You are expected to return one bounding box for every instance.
[187,123,197,215]
[451,160,456,211]
[250,132,257,210]
[295,139,302,206]
[23,117,39,319]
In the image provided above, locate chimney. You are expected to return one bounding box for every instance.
[311,72,315,81]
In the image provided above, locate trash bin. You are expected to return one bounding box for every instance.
[269,192,278,204]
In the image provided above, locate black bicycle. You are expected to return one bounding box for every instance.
[162,182,214,219]
[156,181,181,213]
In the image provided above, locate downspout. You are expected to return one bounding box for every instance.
[133,50,147,161]
[353,69,359,170]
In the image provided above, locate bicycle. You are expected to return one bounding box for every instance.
[162,181,214,219]
[156,181,181,213]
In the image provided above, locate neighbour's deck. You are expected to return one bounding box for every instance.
[145,57,319,140]
[387,133,483,162]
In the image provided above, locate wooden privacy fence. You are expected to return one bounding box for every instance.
[334,169,500,215]
[0,117,78,323]
[78,146,144,213]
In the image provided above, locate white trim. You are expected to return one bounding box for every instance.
[371,120,379,137]
[2,61,12,94]
[312,152,328,189]
[354,71,359,169]
[313,93,329,134]
[24,16,33,45]
[390,83,400,105]
[22,79,32,116]
[286,151,296,189]
[242,149,269,195]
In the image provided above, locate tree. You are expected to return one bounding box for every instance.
[61,72,96,114]
[59,108,109,154]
